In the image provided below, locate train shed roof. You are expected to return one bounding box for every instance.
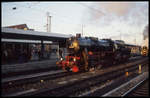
[2,27,72,43]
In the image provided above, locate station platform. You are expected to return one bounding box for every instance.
[2,58,59,75]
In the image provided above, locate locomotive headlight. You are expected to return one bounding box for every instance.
[73,41,78,48]
[60,58,63,61]
[73,58,76,62]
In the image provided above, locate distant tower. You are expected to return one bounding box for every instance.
[49,15,52,32]
[46,12,52,32]
[47,12,49,32]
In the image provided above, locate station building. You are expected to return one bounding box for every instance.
[2,24,69,65]
[4,24,34,31]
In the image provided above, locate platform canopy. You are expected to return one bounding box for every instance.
[2,27,73,44]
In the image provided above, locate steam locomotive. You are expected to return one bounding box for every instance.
[56,34,131,72]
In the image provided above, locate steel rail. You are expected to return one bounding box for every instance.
[2,56,144,88]
[122,79,149,96]
[18,60,148,96]
[2,57,148,96]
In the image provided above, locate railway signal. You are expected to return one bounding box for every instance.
[138,64,142,74]
[125,72,129,77]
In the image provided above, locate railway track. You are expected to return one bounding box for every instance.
[24,62,148,97]
[2,55,142,78]
[2,70,64,88]
[2,70,83,95]
[2,56,144,88]
[2,57,148,96]
[100,61,149,97]
[2,66,60,78]
[4,58,147,96]
[124,79,149,97]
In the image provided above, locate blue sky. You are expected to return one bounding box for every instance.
[2,1,149,45]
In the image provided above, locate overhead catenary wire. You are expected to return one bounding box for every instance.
[22,2,82,25]
[78,3,106,16]
[3,2,106,37]
[7,2,84,33]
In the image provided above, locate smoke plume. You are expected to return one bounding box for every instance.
[82,2,136,27]
[143,25,149,40]
[100,2,134,16]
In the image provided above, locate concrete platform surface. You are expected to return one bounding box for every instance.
[2,58,59,74]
